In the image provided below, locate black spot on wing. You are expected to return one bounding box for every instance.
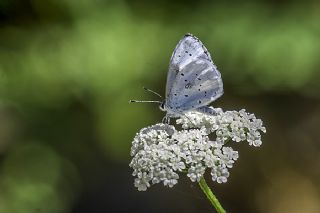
[185,83,192,89]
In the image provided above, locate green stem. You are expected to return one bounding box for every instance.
[199,176,226,213]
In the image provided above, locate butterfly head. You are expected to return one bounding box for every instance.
[159,101,166,112]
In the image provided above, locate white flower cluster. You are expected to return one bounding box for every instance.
[129,107,266,191]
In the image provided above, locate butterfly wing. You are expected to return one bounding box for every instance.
[166,33,205,98]
[165,34,223,112]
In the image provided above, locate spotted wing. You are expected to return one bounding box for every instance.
[165,34,223,112]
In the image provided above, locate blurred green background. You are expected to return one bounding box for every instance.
[1,0,320,212]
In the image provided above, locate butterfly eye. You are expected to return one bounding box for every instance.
[159,102,166,111]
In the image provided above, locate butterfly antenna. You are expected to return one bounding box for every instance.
[129,100,162,104]
[143,87,162,99]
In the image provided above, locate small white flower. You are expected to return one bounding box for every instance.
[129,107,266,191]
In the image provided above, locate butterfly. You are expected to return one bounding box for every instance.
[130,33,223,123]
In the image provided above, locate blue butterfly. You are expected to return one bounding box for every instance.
[131,33,223,123]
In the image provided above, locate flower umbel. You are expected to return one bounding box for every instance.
[129,107,266,191]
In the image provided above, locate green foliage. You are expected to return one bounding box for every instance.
[0,143,80,213]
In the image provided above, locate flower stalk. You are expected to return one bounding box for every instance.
[199,176,226,213]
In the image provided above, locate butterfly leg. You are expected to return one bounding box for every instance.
[196,106,217,115]
[183,114,194,125]
[162,115,171,124]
